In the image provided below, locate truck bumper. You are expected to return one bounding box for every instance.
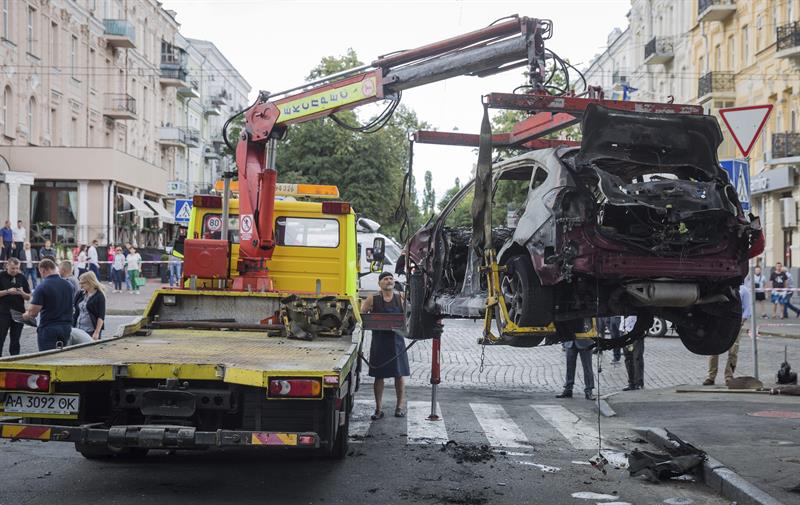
[0,421,320,450]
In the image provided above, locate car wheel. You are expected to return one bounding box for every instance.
[647,317,668,338]
[501,255,553,327]
[404,271,441,340]
[675,290,742,355]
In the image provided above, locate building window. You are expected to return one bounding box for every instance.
[728,35,735,70]
[30,182,78,246]
[784,229,793,268]
[2,0,9,41]
[27,97,35,142]
[714,44,721,71]
[743,25,750,65]
[1,85,9,136]
[89,48,96,88]
[71,117,78,146]
[792,110,796,131]
[50,107,57,142]
[50,22,57,61]
[26,6,35,55]
[71,35,77,78]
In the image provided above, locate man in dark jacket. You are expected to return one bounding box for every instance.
[23,258,74,351]
[0,258,31,356]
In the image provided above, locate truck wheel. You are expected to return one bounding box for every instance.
[405,271,440,340]
[676,291,742,355]
[330,396,350,459]
[501,255,552,327]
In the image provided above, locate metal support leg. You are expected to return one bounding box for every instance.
[428,336,441,421]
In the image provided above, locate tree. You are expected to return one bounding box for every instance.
[422,170,435,217]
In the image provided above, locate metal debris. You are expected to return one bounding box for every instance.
[628,431,706,482]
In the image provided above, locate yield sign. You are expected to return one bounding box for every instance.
[719,105,773,157]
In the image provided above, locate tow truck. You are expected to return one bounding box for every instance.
[0,15,558,459]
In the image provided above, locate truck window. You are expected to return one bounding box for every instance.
[202,214,240,243]
[275,217,340,248]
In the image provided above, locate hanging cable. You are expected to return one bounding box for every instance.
[221,94,262,152]
[330,92,402,134]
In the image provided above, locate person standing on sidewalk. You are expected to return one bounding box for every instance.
[22,258,74,351]
[126,247,142,295]
[75,245,88,277]
[620,316,645,391]
[111,247,126,293]
[770,262,790,319]
[360,271,409,419]
[21,242,38,289]
[704,283,751,386]
[58,260,80,299]
[556,325,596,400]
[87,240,100,279]
[168,251,182,288]
[1,221,13,263]
[12,221,26,259]
[753,266,767,318]
[0,258,31,356]
[38,239,56,261]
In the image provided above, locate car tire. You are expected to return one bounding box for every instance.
[648,317,668,338]
[502,255,553,327]
[404,271,440,340]
[675,290,742,355]
[329,395,350,460]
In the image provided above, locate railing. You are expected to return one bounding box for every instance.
[698,0,735,15]
[644,36,673,60]
[160,66,189,82]
[777,22,800,51]
[104,93,136,115]
[102,19,136,41]
[186,128,201,145]
[697,71,734,97]
[772,133,800,159]
[159,127,188,144]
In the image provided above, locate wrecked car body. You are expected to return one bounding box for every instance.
[402,104,763,354]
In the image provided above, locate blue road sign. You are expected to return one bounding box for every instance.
[720,159,750,212]
[174,199,193,224]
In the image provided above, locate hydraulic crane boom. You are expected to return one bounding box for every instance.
[231,15,552,291]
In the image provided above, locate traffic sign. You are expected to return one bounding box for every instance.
[719,105,773,157]
[174,199,193,224]
[720,159,750,212]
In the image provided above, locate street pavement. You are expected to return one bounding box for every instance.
[1,290,798,504]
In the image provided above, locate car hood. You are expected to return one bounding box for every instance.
[575,104,724,179]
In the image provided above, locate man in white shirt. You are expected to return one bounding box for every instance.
[11,220,26,259]
[87,239,100,279]
[21,242,38,289]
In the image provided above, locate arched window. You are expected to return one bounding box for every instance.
[1,85,10,136]
[27,96,36,143]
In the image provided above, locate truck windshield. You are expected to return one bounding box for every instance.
[202,214,240,243]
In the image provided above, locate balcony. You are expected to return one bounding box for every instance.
[102,19,136,49]
[185,128,201,148]
[177,79,201,99]
[772,133,800,161]
[160,50,189,87]
[103,93,136,120]
[211,93,228,106]
[697,0,736,23]
[158,127,188,147]
[697,71,735,103]
[777,22,800,59]
[612,71,628,85]
[204,101,221,116]
[643,37,674,65]
[204,146,220,159]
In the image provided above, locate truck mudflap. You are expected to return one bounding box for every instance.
[0,421,320,449]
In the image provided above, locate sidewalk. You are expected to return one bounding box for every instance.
[104,278,172,315]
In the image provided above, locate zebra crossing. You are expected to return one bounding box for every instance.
[349,396,625,454]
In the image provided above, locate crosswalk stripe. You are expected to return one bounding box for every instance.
[531,404,601,450]
[349,399,374,442]
[406,401,448,445]
[469,403,529,448]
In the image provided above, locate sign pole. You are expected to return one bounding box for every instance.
[746,156,759,381]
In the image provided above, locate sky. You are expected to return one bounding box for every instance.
[161,0,630,210]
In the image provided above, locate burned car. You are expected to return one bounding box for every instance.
[402,104,763,355]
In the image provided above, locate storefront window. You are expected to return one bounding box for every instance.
[30,181,77,246]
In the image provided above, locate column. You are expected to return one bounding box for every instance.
[7,182,19,224]
[78,180,89,245]
[108,182,116,246]
[101,180,109,245]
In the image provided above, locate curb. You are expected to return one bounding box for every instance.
[758,330,800,340]
[106,309,146,316]
[634,427,785,505]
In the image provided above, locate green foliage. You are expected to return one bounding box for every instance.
[422,170,435,217]
[306,48,362,80]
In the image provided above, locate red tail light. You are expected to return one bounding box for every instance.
[0,371,50,391]
[321,201,351,215]
[298,435,317,446]
[193,195,222,209]
[269,379,322,398]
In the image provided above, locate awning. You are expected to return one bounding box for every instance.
[118,194,156,218]
[144,199,175,224]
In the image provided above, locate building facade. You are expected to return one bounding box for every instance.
[0,0,249,250]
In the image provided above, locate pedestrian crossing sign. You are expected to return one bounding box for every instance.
[174,199,193,224]
[720,159,750,212]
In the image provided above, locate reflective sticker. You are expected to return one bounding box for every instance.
[1,425,52,440]
[250,432,298,446]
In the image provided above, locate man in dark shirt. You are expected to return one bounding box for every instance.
[1,220,12,263]
[38,239,56,261]
[770,262,790,318]
[0,258,31,356]
[23,258,74,351]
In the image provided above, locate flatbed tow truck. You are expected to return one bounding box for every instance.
[0,16,558,459]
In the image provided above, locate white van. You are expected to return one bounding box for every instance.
[357,217,405,295]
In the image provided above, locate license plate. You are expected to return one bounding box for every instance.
[2,393,80,415]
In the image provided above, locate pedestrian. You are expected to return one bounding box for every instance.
[123,242,133,291]
[22,258,74,351]
[73,271,106,341]
[0,258,32,356]
[126,246,142,295]
[107,246,116,282]
[87,239,100,279]
[781,269,800,318]
[360,271,409,419]
[1,220,13,263]
[556,323,596,400]
[111,247,125,293]
[12,220,26,259]
[21,241,39,289]
[704,283,751,386]
[75,245,88,277]
[597,316,621,363]
[770,262,790,318]
[39,239,56,261]
[620,316,645,391]
[168,249,182,288]
[753,266,767,318]
[59,260,80,299]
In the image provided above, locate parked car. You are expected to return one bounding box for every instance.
[402,104,763,355]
